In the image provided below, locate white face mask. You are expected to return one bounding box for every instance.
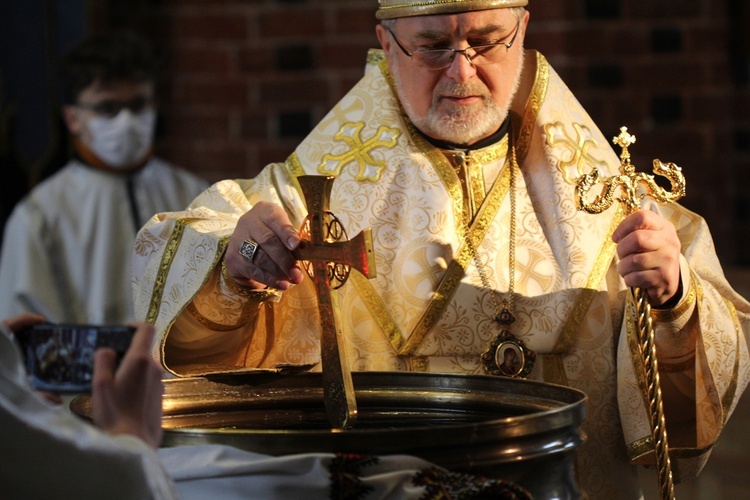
[84,108,156,168]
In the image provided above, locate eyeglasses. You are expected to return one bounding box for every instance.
[386,20,521,70]
[76,95,153,118]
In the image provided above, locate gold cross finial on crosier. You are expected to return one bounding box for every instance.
[613,126,636,173]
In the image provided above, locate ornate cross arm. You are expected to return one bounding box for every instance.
[575,126,685,500]
[576,127,685,214]
[294,230,376,280]
[292,175,377,430]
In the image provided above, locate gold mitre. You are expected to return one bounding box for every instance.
[376,0,528,20]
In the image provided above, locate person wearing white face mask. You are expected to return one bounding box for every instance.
[83,104,157,169]
[0,32,209,325]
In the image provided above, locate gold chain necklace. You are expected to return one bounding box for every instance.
[468,143,536,378]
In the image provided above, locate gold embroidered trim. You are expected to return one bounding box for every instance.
[351,271,405,352]
[285,151,306,179]
[221,260,257,296]
[367,48,385,66]
[400,160,513,355]
[440,140,509,166]
[553,205,625,354]
[283,152,321,231]
[221,260,283,302]
[442,139,509,220]
[280,152,306,218]
[419,129,470,226]
[469,158,486,218]
[628,435,653,461]
[628,436,713,465]
[411,356,430,372]
[542,353,568,386]
[146,218,199,325]
[399,263,462,355]
[284,151,306,194]
[650,277,697,322]
[513,51,549,165]
[149,224,229,372]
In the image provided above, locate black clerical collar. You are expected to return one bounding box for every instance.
[422,117,510,151]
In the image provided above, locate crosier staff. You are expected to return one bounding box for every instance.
[576,126,686,500]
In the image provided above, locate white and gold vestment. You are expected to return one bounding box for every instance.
[133,50,750,498]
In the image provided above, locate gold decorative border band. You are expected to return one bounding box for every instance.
[376,0,528,19]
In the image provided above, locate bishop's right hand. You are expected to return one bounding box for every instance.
[224,201,304,291]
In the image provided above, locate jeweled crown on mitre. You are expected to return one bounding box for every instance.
[376,0,528,20]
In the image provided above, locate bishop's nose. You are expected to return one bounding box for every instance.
[445,48,478,82]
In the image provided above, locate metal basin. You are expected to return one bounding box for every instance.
[72,371,586,499]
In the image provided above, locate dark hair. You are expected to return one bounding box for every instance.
[60,32,160,104]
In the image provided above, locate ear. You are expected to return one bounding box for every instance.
[520,9,531,39]
[62,105,85,137]
[375,24,394,62]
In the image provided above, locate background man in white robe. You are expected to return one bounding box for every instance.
[0,32,208,325]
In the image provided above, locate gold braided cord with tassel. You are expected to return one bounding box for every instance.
[576,127,684,500]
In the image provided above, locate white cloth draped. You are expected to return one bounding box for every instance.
[160,446,433,500]
[1,324,445,499]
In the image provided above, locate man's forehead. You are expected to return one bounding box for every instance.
[393,9,516,35]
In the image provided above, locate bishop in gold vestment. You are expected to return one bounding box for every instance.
[132,11,750,500]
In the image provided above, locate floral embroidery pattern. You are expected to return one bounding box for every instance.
[329,453,377,500]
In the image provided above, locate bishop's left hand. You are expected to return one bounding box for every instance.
[612,209,682,307]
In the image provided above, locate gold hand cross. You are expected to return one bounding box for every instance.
[292,175,377,430]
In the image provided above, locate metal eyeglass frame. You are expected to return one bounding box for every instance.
[385,19,521,70]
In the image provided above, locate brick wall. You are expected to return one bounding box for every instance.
[528,0,742,267]
[92,0,750,266]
